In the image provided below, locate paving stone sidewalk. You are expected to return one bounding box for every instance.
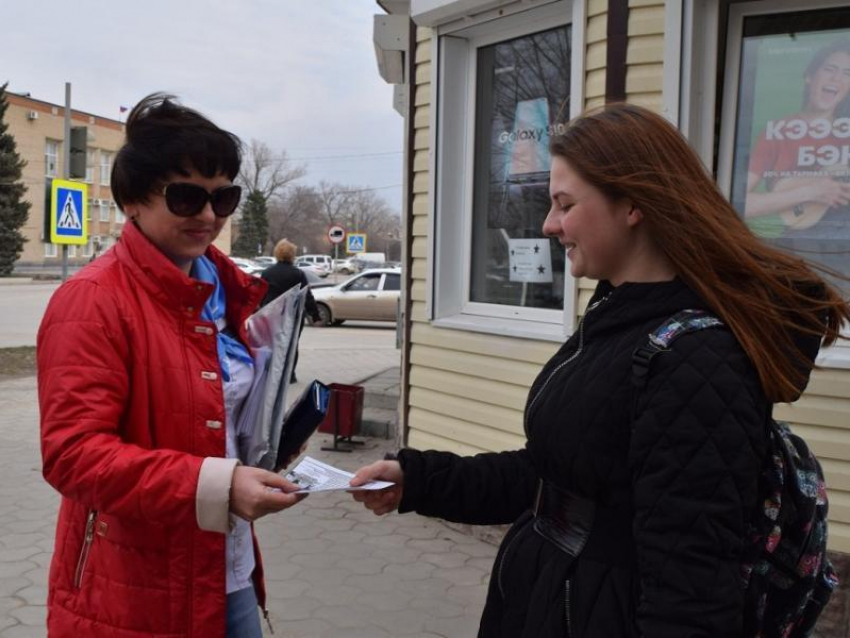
[0,357,497,637]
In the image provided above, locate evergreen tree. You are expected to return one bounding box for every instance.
[232,190,268,257]
[0,83,30,276]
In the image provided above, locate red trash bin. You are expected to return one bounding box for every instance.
[318,383,364,439]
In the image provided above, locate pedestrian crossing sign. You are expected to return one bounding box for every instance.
[346,233,366,254]
[50,179,88,245]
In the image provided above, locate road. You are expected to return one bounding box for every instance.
[0,283,61,348]
[0,280,398,352]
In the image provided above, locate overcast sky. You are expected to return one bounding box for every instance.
[3,0,404,211]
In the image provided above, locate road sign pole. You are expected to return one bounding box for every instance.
[61,82,72,282]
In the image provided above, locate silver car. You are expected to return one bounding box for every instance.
[311,268,401,326]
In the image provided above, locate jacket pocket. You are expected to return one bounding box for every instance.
[73,510,97,589]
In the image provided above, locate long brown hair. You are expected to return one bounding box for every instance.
[550,103,850,403]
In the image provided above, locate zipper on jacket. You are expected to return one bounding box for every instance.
[262,607,274,634]
[73,510,97,589]
[523,294,610,436]
[564,578,572,637]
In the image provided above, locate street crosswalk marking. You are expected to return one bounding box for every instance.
[57,193,82,230]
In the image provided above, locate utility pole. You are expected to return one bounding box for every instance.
[61,82,71,282]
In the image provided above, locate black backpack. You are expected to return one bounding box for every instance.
[631,310,838,637]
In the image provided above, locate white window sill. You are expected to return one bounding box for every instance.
[816,346,850,371]
[432,313,568,342]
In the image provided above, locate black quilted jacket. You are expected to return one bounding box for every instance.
[397,278,820,638]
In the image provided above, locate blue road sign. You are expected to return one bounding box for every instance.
[346,233,366,254]
[50,179,88,245]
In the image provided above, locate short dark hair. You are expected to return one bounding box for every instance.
[111,93,242,210]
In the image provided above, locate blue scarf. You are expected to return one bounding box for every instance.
[191,256,253,382]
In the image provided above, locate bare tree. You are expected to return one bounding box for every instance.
[238,140,306,202]
[265,182,401,258]
[316,181,355,226]
[268,186,326,253]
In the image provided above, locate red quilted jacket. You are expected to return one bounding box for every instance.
[38,221,267,637]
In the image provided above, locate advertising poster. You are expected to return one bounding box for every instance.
[731,27,850,279]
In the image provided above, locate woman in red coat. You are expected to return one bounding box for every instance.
[37,94,303,638]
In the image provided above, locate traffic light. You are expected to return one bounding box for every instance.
[69,126,87,179]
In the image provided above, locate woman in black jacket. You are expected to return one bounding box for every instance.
[350,104,850,637]
[260,239,320,383]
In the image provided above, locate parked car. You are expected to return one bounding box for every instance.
[299,266,335,290]
[230,257,264,276]
[253,256,276,268]
[353,252,386,268]
[332,257,358,274]
[311,268,401,326]
[294,254,332,277]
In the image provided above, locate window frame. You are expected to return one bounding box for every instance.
[429,0,583,342]
[99,201,110,223]
[344,271,383,292]
[383,272,402,291]
[100,151,112,186]
[44,243,57,258]
[45,140,60,177]
[671,0,850,368]
[85,148,95,184]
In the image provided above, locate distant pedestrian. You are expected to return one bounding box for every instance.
[260,238,321,383]
[37,93,304,638]
[351,103,850,637]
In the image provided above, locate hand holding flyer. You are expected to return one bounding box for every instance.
[284,456,394,494]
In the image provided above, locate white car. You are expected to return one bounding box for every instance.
[230,257,264,277]
[311,268,401,326]
[253,256,276,268]
[294,254,332,277]
[332,257,358,275]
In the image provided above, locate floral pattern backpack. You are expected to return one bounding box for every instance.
[631,310,838,637]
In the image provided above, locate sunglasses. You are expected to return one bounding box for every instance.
[162,183,242,218]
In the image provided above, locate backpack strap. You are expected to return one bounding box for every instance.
[632,309,725,389]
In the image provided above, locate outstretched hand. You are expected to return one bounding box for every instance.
[349,460,404,516]
[230,466,306,522]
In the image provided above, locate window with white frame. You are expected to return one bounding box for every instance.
[99,201,110,222]
[100,151,112,185]
[431,0,581,340]
[86,149,95,183]
[44,243,57,258]
[45,140,60,177]
[83,237,94,258]
[67,245,76,258]
[114,204,125,224]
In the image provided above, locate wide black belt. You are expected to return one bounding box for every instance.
[532,480,595,557]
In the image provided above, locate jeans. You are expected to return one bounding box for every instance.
[226,585,263,638]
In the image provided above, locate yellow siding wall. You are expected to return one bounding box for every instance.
[586,0,607,110]
[626,0,664,111]
[776,371,850,553]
